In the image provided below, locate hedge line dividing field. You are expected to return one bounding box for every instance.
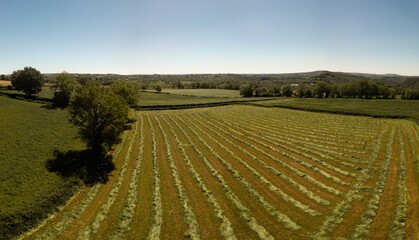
[17,105,418,240]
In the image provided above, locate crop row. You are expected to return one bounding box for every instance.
[146,115,163,240]
[211,112,367,165]
[159,115,239,239]
[183,114,320,216]
[404,125,418,175]
[351,127,395,239]
[213,110,376,148]
[389,127,408,239]
[218,115,362,174]
[170,113,301,233]
[408,123,419,174]
[200,113,350,187]
[166,114,285,237]
[169,116,300,236]
[196,114,342,196]
[258,114,381,137]
[110,115,145,239]
[216,112,370,156]
[240,107,384,133]
[76,117,139,239]
[217,107,380,140]
[154,116,201,239]
[226,112,375,151]
[187,114,329,206]
[312,126,388,239]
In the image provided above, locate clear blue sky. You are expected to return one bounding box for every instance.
[1,0,418,75]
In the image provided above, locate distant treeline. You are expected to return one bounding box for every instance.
[2,72,418,99]
[239,80,419,100]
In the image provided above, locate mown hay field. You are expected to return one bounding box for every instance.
[0,80,11,86]
[20,105,419,239]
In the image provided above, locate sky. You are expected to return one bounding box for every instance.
[1,0,418,75]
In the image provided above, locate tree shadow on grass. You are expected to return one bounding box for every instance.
[46,149,115,185]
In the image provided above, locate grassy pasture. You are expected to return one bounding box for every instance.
[0,96,85,238]
[250,98,419,123]
[138,91,260,107]
[163,89,241,98]
[0,86,54,100]
[21,105,419,239]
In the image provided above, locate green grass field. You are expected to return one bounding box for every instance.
[251,98,419,123]
[138,91,258,106]
[0,86,54,99]
[162,89,241,98]
[0,96,85,238]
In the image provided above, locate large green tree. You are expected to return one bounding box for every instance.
[10,67,45,95]
[281,85,293,97]
[155,85,162,93]
[68,83,129,153]
[239,84,253,97]
[51,72,78,107]
[110,80,140,107]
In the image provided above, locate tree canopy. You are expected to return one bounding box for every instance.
[10,67,44,95]
[68,83,129,153]
[239,84,253,97]
[155,85,162,93]
[110,80,140,107]
[51,72,78,107]
[281,85,293,97]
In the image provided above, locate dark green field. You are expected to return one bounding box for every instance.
[251,98,419,123]
[1,86,54,99]
[138,91,272,107]
[0,96,85,237]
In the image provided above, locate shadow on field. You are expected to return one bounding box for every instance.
[40,102,61,109]
[46,149,115,185]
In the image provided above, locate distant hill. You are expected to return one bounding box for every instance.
[396,77,419,89]
[308,71,407,86]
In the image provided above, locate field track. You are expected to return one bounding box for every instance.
[20,105,419,239]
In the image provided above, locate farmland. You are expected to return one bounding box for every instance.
[18,105,419,239]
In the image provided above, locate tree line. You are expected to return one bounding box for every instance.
[239,80,419,99]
